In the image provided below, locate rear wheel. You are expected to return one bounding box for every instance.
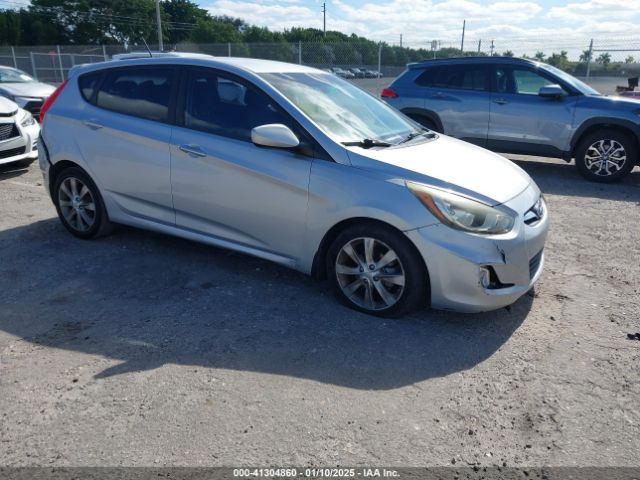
[53,167,113,239]
[575,129,636,182]
[327,223,428,317]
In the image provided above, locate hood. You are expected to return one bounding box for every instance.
[0,96,19,115]
[347,135,531,206]
[0,82,56,99]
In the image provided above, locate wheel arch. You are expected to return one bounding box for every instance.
[48,160,89,199]
[311,217,430,291]
[400,107,444,133]
[570,118,640,163]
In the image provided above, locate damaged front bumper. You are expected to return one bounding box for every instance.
[406,183,549,313]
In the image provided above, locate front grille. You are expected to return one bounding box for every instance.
[23,100,44,118]
[0,146,26,159]
[0,123,19,141]
[529,249,544,280]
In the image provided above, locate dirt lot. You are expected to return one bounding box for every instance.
[0,157,639,468]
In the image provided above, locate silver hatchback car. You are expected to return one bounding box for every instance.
[38,53,548,317]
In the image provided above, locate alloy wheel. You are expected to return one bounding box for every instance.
[584,139,627,177]
[58,177,97,233]
[335,237,405,311]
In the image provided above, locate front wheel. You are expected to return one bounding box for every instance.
[327,223,428,317]
[575,129,637,182]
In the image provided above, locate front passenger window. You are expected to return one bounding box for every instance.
[185,70,291,142]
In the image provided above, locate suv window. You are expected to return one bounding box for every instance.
[496,67,564,95]
[184,69,291,142]
[415,65,488,91]
[96,67,174,122]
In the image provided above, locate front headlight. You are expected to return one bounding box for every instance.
[21,111,36,127]
[406,181,516,234]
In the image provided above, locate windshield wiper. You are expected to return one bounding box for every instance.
[396,130,437,145]
[341,138,392,149]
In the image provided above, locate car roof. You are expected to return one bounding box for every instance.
[72,52,322,76]
[407,56,543,70]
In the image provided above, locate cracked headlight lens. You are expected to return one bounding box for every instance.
[407,181,515,234]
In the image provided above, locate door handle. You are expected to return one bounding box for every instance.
[493,98,509,105]
[178,144,207,157]
[83,120,103,130]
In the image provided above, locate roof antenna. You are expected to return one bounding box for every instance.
[141,37,153,58]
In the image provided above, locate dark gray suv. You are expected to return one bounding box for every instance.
[382,57,640,182]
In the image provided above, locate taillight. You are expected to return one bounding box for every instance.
[380,88,398,98]
[39,79,69,123]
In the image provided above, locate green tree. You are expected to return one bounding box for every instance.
[579,49,591,62]
[502,50,514,57]
[596,52,611,68]
[547,50,570,71]
[534,51,545,61]
[625,55,634,64]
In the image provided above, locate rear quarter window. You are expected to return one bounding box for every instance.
[78,71,102,103]
[95,67,175,123]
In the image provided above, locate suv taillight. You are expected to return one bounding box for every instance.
[39,79,69,123]
[380,88,398,98]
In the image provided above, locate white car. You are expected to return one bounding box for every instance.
[0,66,56,119]
[0,96,40,167]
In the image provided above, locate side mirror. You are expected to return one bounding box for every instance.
[538,84,566,99]
[251,124,300,149]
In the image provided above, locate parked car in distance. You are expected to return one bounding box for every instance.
[382,56,640,182]
[39,53,548,316]
[366,69,382,78]
[0,66,55,119]
[331,67,355,79]
[349,68,366,79]
[0,96,40,167]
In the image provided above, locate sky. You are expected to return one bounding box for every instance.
[198,0,640,54]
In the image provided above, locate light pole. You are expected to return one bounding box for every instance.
[156,0,163,51]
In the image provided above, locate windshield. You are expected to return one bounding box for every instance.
[259,72,420,143]
[541,64,601,96]
[0,67,36,84]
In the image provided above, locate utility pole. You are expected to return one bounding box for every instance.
[322,2,326,37]
[586,38,594,79]
[477,39,481,54]
[490,39,494,56]
[400,34,403,48]
[155,0,163,51]
[460,20,465,53]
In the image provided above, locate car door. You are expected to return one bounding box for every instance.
[488,65,578,156]
[77,65,177,224]
[170,67,312,265]
[419,63,490,147]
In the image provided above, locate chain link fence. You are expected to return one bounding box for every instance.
[2,39,640,94]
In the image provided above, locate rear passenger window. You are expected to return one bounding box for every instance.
[416,65,487,91]
[96,67,174,122]
[184,69,291,142]
[78,72,101,103]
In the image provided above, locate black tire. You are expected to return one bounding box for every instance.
[407,114,440,133]
[326,223,428,317]
[575,128,637,182]
[53,166,113,239]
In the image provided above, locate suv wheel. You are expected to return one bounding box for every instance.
[327,223,428,317]
[53,167,113,239]
[575,129,636,182]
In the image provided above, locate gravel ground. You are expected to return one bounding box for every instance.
[0,157,639,468]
